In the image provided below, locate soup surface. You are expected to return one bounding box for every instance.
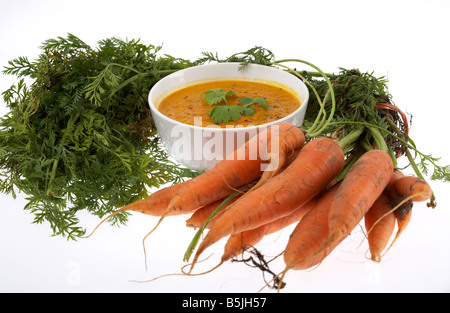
[157,80,301,128]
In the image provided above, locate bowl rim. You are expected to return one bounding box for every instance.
[148,62,310,132]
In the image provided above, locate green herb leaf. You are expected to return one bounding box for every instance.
[201,88,236,105]
[242,107,256,116]
[239,96,268,110]
[0,34,199,239]
[208,105,243,123]
[206,94,269,124]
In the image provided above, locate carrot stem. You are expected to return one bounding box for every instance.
[272,63,327,134]
[335,146,364,182]
[336,127,365,152]
[271,59,336,138]
[46,158,59,196]
[366,126,388,153]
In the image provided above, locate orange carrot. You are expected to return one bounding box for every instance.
[372,203,412,259]
[382,174,430,254]
[391,207,413,246]
[185,199,224,229]
[188,136,345,271]
[165,122,301,217]
[392,176,433,202]
[250,125,305,191]
[140,123,305,269]
[185,193,242,229]
[278,151,393,289]
[185,147,302,229]
[364,192,396,262]
[384,169,405,199]
[222,196,318,263]
[146,123,300,235]
[121,181,191,217]
[375,102,410,137]
[221,225,271,263]
[191,195,319,275]
[282,184,342,272]
[280,149,393,276]
[82,180,192,238]
[326,149,394,248]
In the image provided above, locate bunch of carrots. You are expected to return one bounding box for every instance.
[84,119,433,290]
[82,60,441,291]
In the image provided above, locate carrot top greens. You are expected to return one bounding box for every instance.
[1,34,447,238]
[0,34,200,239]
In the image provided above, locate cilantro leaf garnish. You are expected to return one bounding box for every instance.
[208,105,244,123]
[238,96,268,110]
[204,89,269,124]
[201,88,236,105]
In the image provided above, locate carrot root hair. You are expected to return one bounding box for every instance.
[366,191,426,236]
[181,260,224,276]
[80,207,127,239]
[130,260,224,284]
[276,267,290,293]
[257,267,289,293]
[142,212,170,271]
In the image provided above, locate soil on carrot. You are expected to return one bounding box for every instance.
[393,198,413,217]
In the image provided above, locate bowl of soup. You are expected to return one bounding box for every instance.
[148,62,309,171]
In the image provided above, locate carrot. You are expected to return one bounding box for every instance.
[144,123,300,235]
[222,196,318,263]
[326,149,394,247]
[392,176,433,202]
[185,147,302,229]
[187,136,345,271]
[166,122,301,216]
[82,180,191,238]
[131,198,315,283]
[373,199,413,259]
[221,225,271,264]
[281,149,393,276]
[185,193,242,229]
[138,123,298,266]
[391,207,413,247]
[384,169,406,199]
[381,175,432,251]
[381,174,431,255]
[121,181,191,217]
[364,192,396,262]
[277,151,393,289]
[190,194,319,276]
[249,125,305,191]
[185,199,224,229]
[282,184,342,273]
[376,102,410,137]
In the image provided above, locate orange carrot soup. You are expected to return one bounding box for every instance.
[157,80,301,128]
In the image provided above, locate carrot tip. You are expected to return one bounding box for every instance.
[371,255,381,263]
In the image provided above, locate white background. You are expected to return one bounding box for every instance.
[1,0,449,293]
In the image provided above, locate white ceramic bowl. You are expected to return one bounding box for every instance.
[148,62,309,172]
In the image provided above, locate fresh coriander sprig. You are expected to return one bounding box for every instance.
[201,88,236,105]
[201,88,268,124]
